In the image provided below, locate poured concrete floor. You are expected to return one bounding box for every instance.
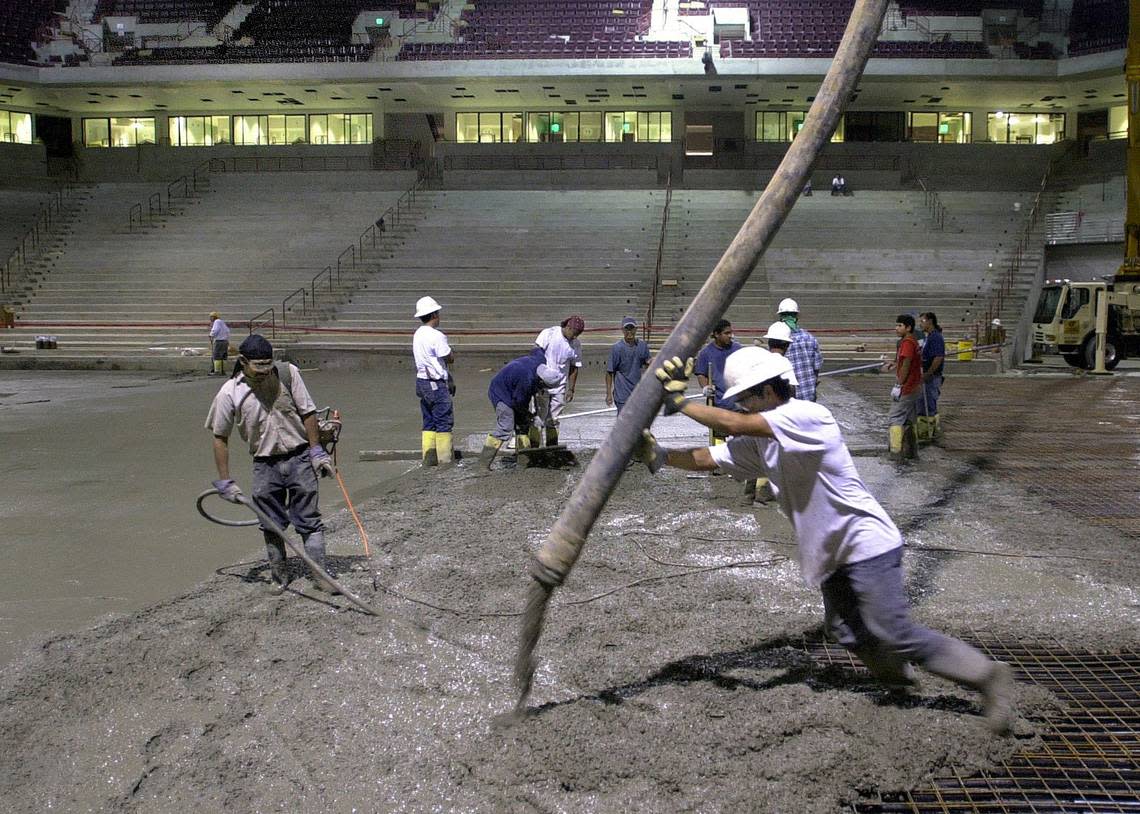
[1,364,1138,812]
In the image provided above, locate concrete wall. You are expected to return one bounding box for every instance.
[0,142,50,182]
[73,143,376,182]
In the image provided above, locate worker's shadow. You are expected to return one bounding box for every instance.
[215,554,372,587]
[521,630,977,722]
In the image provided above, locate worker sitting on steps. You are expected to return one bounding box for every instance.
[205,334,338,595]
[480,349,563,469]
[634,347,1016,734]
[412,295,455,467]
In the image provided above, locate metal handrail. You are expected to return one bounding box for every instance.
[916,177,947,230]
[249,307,275,338]
[147,191,162,223]
[128,202,143,231]
[2,181,76,294]
[282,287,308,326]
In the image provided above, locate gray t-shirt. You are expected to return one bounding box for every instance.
[205,363,316,457]
[607,338,650,404]
[708,399,901,587]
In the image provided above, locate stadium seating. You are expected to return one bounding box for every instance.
[399,0,693,61]
[0,0,67,64]
[94,0,230,25]
[1067,0,1127,56]
[3,172,415,353]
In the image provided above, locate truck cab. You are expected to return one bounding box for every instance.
[1032,280,1140,369]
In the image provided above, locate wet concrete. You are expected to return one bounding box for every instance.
[1,366,1137,812]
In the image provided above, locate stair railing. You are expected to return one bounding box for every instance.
[645,174,672,344]
[2,181,76,294]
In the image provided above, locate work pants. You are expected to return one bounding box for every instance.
[491,402,531,443]
[252,445,322,536]
[534,387,567,429]
[211,338,229,361]
[916,375,942,417]
[416,378,454,432]
[887,390,919,428]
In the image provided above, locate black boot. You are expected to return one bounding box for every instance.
[264,531,290,594]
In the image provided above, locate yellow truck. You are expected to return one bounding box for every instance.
[1032,279,1140,369]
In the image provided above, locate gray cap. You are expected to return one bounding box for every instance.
[621,316,637,328]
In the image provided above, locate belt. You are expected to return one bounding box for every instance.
[253,443,307,463]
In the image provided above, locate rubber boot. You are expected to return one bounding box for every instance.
[932,414,942,442]
[212,358,224,375]
[915,416,932,443]
[901,423,919,461]
[303,531,340,595]
[263,530,290,594]
[545,426,559,448]
[479,435,502,469]
[436,432,453,465]
[516,433,533,467]
[527,424,542,449]
[888,425,904,462]
[421,431,438,467]
[923,639,1015,734]
[742,479,757,506]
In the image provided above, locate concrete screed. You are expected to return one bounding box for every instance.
[0,366,1136,812]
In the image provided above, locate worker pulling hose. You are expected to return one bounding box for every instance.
[514,0,893,712]
[196,488,378,616]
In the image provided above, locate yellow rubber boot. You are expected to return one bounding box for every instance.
[478,435,502,469]
[544,426,559,447]
[527,425,542,449]
[436,432,453,464]
[517,433,533,467]
[888,425,903,459]
[212,359,224,375]
[902,423,919,460]
[932,414,942,440]
[915,416,932,443]
[421,431,438,467]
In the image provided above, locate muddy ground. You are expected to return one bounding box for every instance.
[2,379,1137,813]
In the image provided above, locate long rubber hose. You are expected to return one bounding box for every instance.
[515,0,892,711]
[196,488,379,617]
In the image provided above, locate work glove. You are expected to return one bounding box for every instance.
[309,444,335,478]
[655,356,694,415]
[633,430,667,474]
[702,384,716,398]
[212,478,243,504]
[890,384,902,402]
[447,374,457,397]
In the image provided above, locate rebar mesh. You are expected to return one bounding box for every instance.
[802,637,1140,812]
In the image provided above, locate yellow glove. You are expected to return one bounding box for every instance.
[633,430,667,474]
[655,356,695,415]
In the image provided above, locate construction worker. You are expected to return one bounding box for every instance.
[605,316,650,414]
[748,319,797,503]
[534,315,584,447]
[635,347,1015,734]
[777,298,822,402]
[205,334,337,594]
[885,314,922,461]
[763,320,793,362]
[916,312,945,442]
[208,311,230,376]
[479,350,563,469]
[696,318,741,411]
[413,295,455,466]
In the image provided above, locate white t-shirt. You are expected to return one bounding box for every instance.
[535,326,582,391]
[209,318,230,342]
[413,324,452,380]
[708,399,901,587]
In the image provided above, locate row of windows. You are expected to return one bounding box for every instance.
[456,111,672,143]
[82,113,374,147]
[0,109,34,144]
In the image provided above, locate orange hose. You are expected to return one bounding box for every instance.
[332,446,371,558]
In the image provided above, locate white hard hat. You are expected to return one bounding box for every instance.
[723,347,797,400]
[414,296,442,318]
[777,298,799,314]
[763,321,792,344]
[536,363,562,387]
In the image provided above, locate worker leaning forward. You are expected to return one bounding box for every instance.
[413,295,455,467]
[534,315,584,447]
[635,347,1015,734]
[205,334,337,594]
[479,349,563,469]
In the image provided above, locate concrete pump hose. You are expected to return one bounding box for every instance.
[197,488,379,618]
[516,0,892,708]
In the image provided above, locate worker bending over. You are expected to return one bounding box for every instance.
[480,350,562,469]
[534,315,584,447]
[635,347,1015,734]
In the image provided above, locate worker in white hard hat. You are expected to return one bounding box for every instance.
[776,298,822,402]
[412,295,455,466]
[633,347,1016,735]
